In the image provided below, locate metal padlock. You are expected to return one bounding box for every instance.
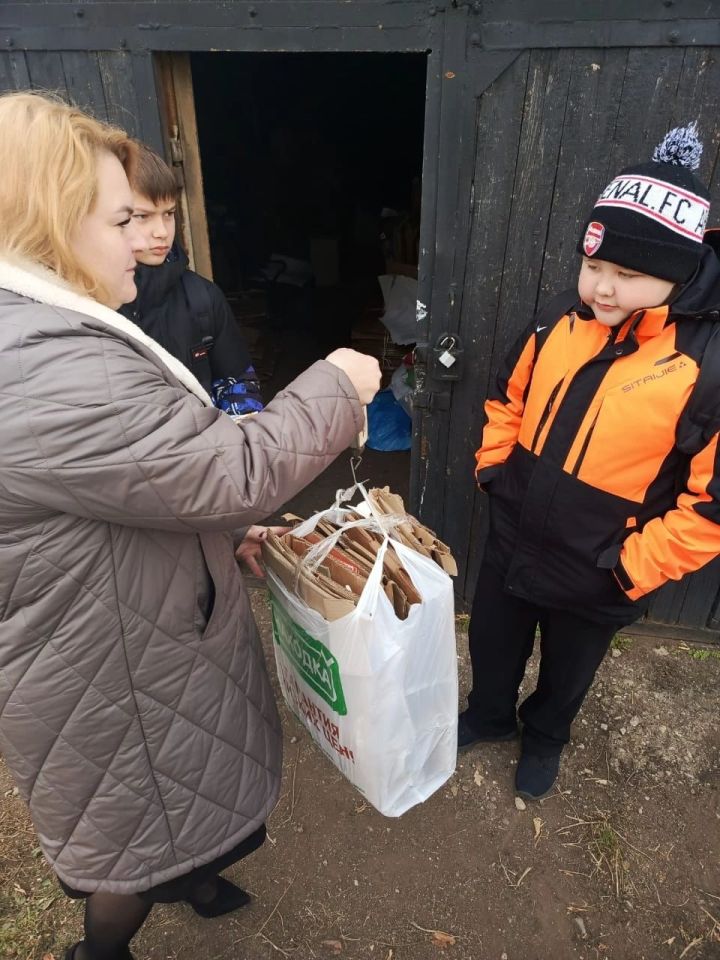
[431,333,464,381]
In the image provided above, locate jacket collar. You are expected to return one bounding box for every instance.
[576,297,670,343]
[0,256,212,406]
[132,242,189,314]
[614,305,669,344]
[670,242,720,318]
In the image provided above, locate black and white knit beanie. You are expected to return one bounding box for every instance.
[578,122,711,283]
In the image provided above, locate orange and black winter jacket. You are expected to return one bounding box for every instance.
[476,243,720,625]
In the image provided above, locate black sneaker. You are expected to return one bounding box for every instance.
[515,752,561,800]
[457,711,519,751]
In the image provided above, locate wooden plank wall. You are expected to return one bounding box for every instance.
[0,49,161,144]
[452,46,720,638]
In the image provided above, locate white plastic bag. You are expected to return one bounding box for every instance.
[266,496,458,817]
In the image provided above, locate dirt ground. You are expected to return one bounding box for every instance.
[2,589,719,960]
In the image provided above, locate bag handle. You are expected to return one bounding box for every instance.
[355,537,390,618]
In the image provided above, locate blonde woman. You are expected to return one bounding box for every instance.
[0,92,380,960]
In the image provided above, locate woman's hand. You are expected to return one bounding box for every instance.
[235,525,291,577]
[325,348,381,405]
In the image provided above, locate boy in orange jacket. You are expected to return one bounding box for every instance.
[462,124,720,799]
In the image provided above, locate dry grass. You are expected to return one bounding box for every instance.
[588,817,632,900]
[554,806,656,904]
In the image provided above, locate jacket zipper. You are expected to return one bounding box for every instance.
[567,330,626,474]
[530,379,564,453]
[570,408,601,477]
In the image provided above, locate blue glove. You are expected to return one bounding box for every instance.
[212,367,265,416]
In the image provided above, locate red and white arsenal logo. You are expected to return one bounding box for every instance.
[583,221,605,256]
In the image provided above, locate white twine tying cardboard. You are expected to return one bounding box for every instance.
[289,481,407,591]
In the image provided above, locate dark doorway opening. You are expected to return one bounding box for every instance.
[190,52,427,513]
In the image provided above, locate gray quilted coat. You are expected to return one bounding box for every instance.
[0,260,364,894]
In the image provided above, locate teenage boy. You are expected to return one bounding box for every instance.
[121,143,263,416]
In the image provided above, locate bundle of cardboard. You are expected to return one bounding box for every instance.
[262,487,457,623]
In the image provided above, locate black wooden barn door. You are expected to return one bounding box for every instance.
[0,49,163,150]
[420,17,720,641]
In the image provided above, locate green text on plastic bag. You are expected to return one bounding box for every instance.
[270,595,347,716]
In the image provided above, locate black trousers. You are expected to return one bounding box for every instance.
[466,563,617,757]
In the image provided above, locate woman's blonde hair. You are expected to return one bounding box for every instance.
[0,91,137,301]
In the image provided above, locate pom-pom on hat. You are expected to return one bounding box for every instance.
[578,122,711,283]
